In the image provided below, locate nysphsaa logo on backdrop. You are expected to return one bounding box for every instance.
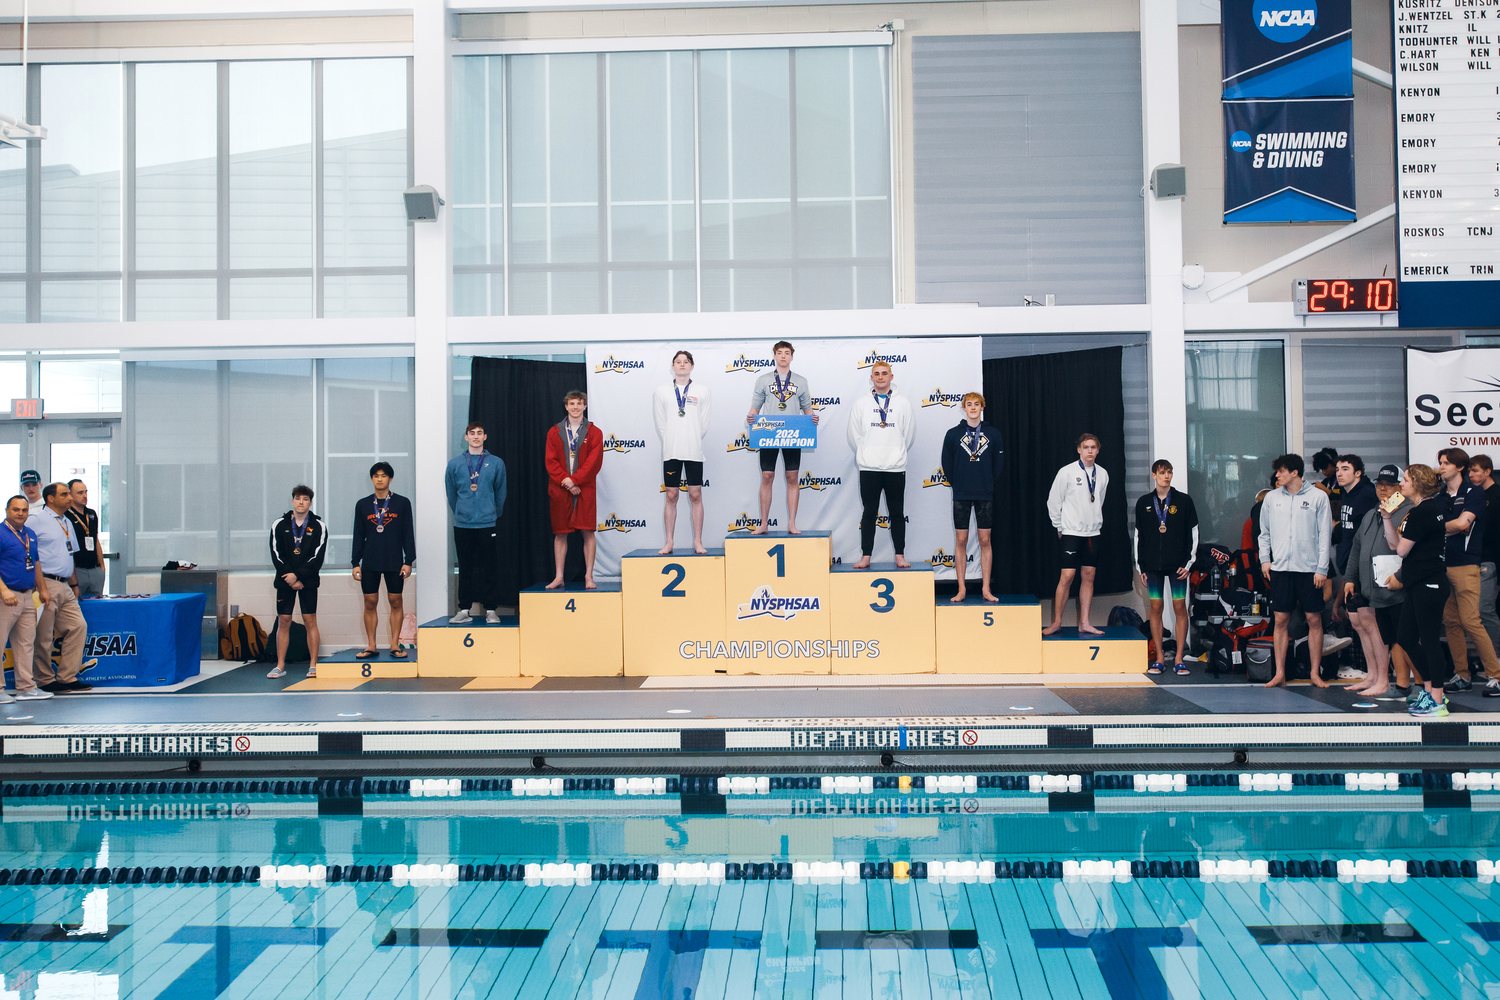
[921,388,964,408]
[594,355,646,374]
[602,434,647,454]
[922,468,951,489]
[797,471,842,491]
[727,512,776,533]
[930,549,956,569]
[1253,0,1316,42]
[875,514,910,531]
[660,479,711,493]
[725,354,774,374]
[726,433,760,453]
[809,396,841,412]
[855,347,908,371]
[597,513,649,533]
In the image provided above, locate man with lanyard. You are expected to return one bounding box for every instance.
[1435,447,1500,695]
[351,462,415,660]
[1044,434,1110,635]
[745,340,817,535]
[19,470,42,519]
[444,422,508,624]
[941,392,1004,603]
[1469,453,1500,669]
[1133,460,1199,675]
[0,495,50,702]
[65,479,105,597]
[544,391,604,590]
[653,351,712,555]
[30,482,89,694]
[267,485,326,680]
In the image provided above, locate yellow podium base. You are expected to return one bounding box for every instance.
[830,564,935,674]
[935,595,1042,674]
[1041,626,1148,673]
[721,532,832,674]
[417,616,520,677]
[519,584,623,676]
[622,549,728,677]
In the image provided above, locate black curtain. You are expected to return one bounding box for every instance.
[983,346,1132,597]
[468,356,589,605]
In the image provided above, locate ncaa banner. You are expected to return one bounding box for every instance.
[1221,0,1352,99]
[1223,98,1354,223]
[1407,348,1500,462]
[586,338,984,581]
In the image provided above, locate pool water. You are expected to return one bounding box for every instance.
[3,771,1500,1000]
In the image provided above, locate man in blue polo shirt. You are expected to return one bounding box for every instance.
[0,495,49,702]
[30,482,89,694]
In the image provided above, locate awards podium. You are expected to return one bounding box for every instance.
[415,530,1145,676]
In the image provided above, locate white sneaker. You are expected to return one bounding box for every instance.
[449,610,472,625]
[1322,635,1353,655]
[485,610,501,624]
[0,691,14,703]
[306,665,317,678]
[15,688,53,701]
[266,666,286,679]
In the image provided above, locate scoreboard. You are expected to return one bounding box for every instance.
[1393,0,1500,326]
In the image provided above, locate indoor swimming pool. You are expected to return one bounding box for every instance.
[2,770,1499,999]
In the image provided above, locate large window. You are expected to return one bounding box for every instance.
[0,58,412,322]
[127,357,414,571]
[1186,342,1287,547]
[452,45,893,315]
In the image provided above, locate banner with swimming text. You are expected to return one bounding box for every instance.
[586,338,985,580]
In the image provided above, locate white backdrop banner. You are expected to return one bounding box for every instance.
[586,338,985,580]
[1407,348,1500,463]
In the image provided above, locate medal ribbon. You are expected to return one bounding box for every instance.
[674,379,692,415]
[467,452,484,487]
[967,425,982,457]
[873,390,890,426]
[1079,461,1097,503]
[291,514,309,552]
[773,372,793,404]
[374,494,390,530]
[1153,489,1171,532]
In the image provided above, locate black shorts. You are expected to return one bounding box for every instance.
[359,569,406,596]
[759,447,801,473]
[1269,570,1325,615]
[275,581,319,616]
[663,460,704,488]
[953,499,993,530]
[1374,603,1399,645]
[1059,534,1099,569]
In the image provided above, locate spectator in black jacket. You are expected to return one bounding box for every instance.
[939,392,1003,603]
[351,462,416,660]
[1334,455,1378,577]
[268,485,327,680]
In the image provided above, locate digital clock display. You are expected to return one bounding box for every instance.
[1292,278,1397,315]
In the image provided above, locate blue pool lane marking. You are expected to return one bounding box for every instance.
[381,928,550,947]
[1033,927,1197,1000]
[158,926,338,1000]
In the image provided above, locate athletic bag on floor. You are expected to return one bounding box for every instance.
[257,619,310,664]
[1107,605,1148,637]
[1245,637,1276,683]
[220,614,268,661]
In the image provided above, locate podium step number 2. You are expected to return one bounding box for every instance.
[624,550,726,676]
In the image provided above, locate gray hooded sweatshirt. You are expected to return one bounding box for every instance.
[1343,498,1412,609]
[1257,481,1332,575]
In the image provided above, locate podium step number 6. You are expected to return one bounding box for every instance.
[661,563,686,597]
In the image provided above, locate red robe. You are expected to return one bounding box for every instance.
[545,421,603,534]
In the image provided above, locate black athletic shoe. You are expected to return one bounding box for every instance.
[60,681,92,693]
[1485,679,1500,698]
[1445,676,1473,693]
[40,681,68,693]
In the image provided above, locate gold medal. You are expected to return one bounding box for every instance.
[778,402,787,411]
[293,547,301,555]
[879,421,887,428]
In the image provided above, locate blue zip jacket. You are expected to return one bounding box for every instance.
[445,450,508,529]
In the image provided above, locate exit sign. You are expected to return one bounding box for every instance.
[10,398,42,419]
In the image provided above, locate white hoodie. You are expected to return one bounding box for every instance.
[652,380,712,462]
[846,387,916,472]
[1047,461,1108,536]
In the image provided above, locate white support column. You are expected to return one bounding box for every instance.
[1141,0,1187,483]
[413,0,453,625]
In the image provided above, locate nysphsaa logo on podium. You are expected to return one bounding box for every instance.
[797,471,842,491]
[725,354,774,374]
[727,512,776,533]
[922,468,951,489]
[597,513,648,533]
[735,585,821,621]
[601,434,646,453]
[594,354,645,374]
[921,388,964,408]
[726,432,760,453]
[855,347,908,370]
